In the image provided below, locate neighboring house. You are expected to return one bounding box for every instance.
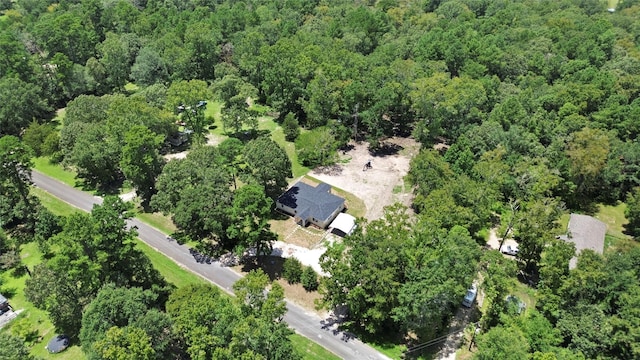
[0,293,10,314]
[276,181,345,228]
[558,213,606,269]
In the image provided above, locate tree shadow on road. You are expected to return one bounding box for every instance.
[240,255,284,281]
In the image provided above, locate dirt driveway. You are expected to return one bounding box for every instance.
[311,137,419,221]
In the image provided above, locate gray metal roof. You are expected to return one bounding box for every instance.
[277,182,345,223]
[564,213,606,269]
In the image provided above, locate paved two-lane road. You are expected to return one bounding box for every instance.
[31,171,389,360]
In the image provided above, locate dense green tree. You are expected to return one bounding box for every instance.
[243,137,292,199]
[295,127,338,167]
[282,257,303,284]
[25,263,87,338]
[411,73,487,141]
[514,198,563,275]
[130,47,169,86]
[565,127,611,206]
[63,94,112,125]
[282,112,300,141]
[33,11,98,64]
[394,225,481,339]
[120,126,165,204]
[80,285,159,357]
[479,250,518,329]
[320,204,412,335]
[166,284,239,360]
[22,121,57,157]
[183,21,221,80]
[167,277,299,360]
[132,83,168,109]
[624,187,640,239]
[301,266,319,291]
[67,123,123,187]
[537,239,576,319]
[0,333,36,360]
[474,325,531,360]
[258,37,314,120]
[0,135,37,230]
[151,146,233,242]
[0,32,34,82]
[93,326,155,360]
[408,149,455,208]
[96,32,133,91]
[0,77,51,136]
[226,184,274,255]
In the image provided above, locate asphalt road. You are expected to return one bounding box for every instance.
[31,171,390,360]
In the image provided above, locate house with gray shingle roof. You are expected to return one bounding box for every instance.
[558,213,606,269]
[276,181,345,228]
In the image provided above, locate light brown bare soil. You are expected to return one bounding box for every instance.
[311,137,419,221]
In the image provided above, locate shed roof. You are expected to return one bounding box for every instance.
[562,213,606,269]
[277,182,345,223]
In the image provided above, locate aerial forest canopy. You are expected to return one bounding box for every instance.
[2,0,640,358]
[0,0,639,209]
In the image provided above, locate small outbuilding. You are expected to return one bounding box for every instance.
[558,213,606,269]
[276,181,345,228]
[329,213,357,236]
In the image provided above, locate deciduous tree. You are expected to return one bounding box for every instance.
[120,126,165,205]
[0,136,37,230]
[0,77,51,136]
[243,137,292,199]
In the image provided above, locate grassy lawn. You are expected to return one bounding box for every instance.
[369,342,408,359]
[290,334,340,360]
[268,120,310,178]
[135,240,207,287]
[135,211,177,235]
[30,188,82,217]
[52,108,66,130]
[596,202,629,240]
[33,157,77,188]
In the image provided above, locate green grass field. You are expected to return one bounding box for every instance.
[30,188,81,217]
[134,211,177,235]
[33,157,78,188]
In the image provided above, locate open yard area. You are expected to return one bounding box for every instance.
[310,137,419,221]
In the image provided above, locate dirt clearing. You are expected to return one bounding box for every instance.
[311,137,419,221]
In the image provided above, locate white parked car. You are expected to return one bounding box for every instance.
[501,244,519,256]
[462,284,477,308]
